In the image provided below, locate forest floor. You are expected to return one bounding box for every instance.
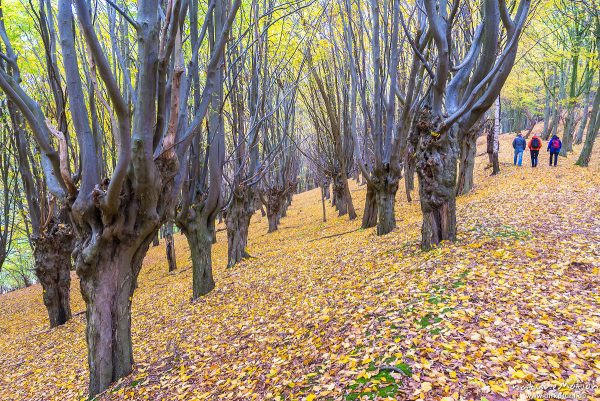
[1,136,599,401]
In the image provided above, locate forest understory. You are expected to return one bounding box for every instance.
[1,135,599,401]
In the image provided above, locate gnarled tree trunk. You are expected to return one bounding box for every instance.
[370,167,399,235]
[163,222,177,272]
[332,173,348,215]
[264,188,285,233]
[267,214,279,232]
[361,182,377,229]
[375,184,397,235]
[33,219,74,328]
[226,191,253,267]
[456,122,482,195]
[415,111,459,250]
[74,219,158,397]
[179,207,216,299]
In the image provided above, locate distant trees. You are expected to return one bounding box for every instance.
[521,0,598,150]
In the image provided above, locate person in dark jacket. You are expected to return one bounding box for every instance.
[512,133,526,166]
[547,135,562,166]
[528,134,543,167]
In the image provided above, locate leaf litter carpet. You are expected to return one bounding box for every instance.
[1,137,599,401]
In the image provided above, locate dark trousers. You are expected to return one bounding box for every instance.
[549,152,559,166]
[530,150,539,167]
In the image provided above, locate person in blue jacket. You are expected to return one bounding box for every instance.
[512,133,527,166]
[547,135,562,166]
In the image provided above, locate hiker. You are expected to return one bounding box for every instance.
[528,134,543,167]
[547,135,562,166]
[512,133,526,166]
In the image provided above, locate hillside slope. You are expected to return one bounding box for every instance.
[1,137,599,401]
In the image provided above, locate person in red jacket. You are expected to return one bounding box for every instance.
[528,134,543,167]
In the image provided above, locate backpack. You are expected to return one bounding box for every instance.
[551,138,561,151]
[531,137,540,149]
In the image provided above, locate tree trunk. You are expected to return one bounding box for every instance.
[152,231,160,246]
[456,125,479,195]
[320,185,327,222]
[420,196,456,250]
[182,221,215,299]
[163,222,177,272]
[33,222,74,328]
[332,174,348,216]
[76,232,156,397]
[491,97,501,175]
[322,179,331,200]
[267,212,279,233]
[561,46,580,156]
[575,88,593,145]
[415,110,459,250]
[361,182,377,229]
[576,84,600,167]
[226,193,252,268]
[543,86,550,137]
[265,188,285,233]
[375,184,397,235]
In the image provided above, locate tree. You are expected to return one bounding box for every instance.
[576,72,600,166]
[0,0,241,396]
[410,0,530,249]
[341,0,412,235]
[0,1,75,328]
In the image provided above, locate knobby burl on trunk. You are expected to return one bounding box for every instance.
[263,187,287,233]
[225,186,254,268]
[368,165,400,235]
[415,108,459,250]
[33,213,75,328]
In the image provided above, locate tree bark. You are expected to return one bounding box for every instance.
[320,185,327,222]
[181,219,215,299]
[576,83,600,167]
[33,220,74,328]
[490,97,501,175]
[178,206,215,300]
[226,192,252,268]
[332,173,348,216]
[415,110,459,250]
[264,188,285,233]
[375,182,397,235]
[575,86,593,144]
[163,222,177,272]
[361,182,377,229]
[267,211,280,233]
[456,122,481,195]
[75,228,157,397]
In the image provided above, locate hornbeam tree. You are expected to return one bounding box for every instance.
[176,0,230,299]
[410,0,530,249]
[0,0,240,396]
[223,0,308,266]
[259,77,300,233]
[305,53,357,220]
[0,1,75,328]
[341,0,429,235]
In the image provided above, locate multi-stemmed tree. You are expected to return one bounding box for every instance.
[410,0,531,249]
[0,1,75,328]
[0,0,240,396]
